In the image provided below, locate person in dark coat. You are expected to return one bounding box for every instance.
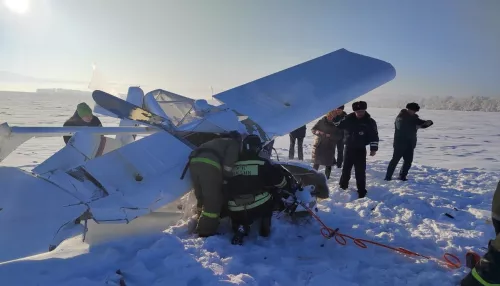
[289,125,306,160]
[384,102,433,181]
[63,102,103,144]
[311,110,344,179]
[332,105,347,168]
[333,101,379,198]
[460,180,500,286]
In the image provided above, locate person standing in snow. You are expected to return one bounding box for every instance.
[332,105,347,168]
[183,131,242,237]
[63,102,106,157]
[311,109,344,179]
[289,125,306,160]
[333,101,379,199]
[384,102,433,181]
[461,180,500,286]
[224,134,289,245]
[63,102,103,144]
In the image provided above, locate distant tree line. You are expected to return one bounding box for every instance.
[368,96,500,112]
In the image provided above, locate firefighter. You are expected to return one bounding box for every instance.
[183,131,242,237]
[225,134,289,245]
[461,180,500,286]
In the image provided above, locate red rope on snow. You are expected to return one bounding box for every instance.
[303,203,462,269]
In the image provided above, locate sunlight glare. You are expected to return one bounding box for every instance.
[4,0,30,14]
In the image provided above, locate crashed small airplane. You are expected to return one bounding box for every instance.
[0,48,396,262]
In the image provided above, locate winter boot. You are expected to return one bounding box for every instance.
[231,225,250,245]
[460,240,500,286]
[357,189,367,199]
[325,166,332,180]
[398,175,407,181]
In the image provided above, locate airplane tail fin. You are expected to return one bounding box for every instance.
[115,87,146,145]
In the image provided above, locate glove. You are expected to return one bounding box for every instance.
[421,120,433,128]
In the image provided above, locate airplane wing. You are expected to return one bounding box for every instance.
[0,128,195,262]
[59,130,194,223]
[0,167,88,262]
[213,48,396,139]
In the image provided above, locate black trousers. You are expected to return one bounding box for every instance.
[494,219,500,236]
[333,140,344,168]
[385,143,414,179]
[229,198,273,235]
[289,135,304,160]
[339,147,367,191]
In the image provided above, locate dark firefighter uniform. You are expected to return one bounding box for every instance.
[183,132,241,237]
[225,135,288,245]
[461,180,500,286]
[385,102,433,181]
[333,101,379,198]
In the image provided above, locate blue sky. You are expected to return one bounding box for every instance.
[1,0,499,98]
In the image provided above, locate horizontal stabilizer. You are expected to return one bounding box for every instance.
[214,48,396,138]
[7,125,158,137]
[0,122,158,163]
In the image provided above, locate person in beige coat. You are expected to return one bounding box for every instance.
[311,110,344,179]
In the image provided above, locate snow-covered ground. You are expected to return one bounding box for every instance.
[1,93,499,286]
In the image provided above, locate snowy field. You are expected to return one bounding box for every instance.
[1,93,499,286]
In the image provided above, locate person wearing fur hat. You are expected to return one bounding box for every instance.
[63,102,103,144]
[332,101,379,198]
[311,108,344,179]
[384,102,433,181]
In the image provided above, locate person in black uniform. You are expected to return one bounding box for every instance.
[461,180,500,286]
[333,101,379,199]
[384,102,433,181]
[225,134,289,245]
